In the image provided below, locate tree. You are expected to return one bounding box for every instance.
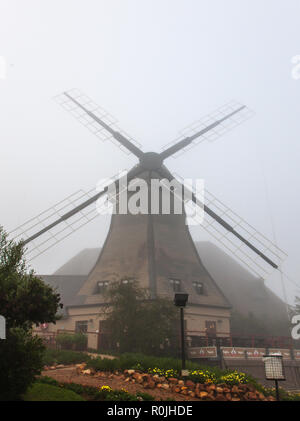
[0,226,61,400]
[100,280,179,356]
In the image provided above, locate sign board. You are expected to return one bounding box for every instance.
[245,348,266,359]
[293,350,300,360]
[221,347,247,359]
[263,355,285,381]
[188,347,217,358]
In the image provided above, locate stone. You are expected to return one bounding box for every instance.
[195,383,205,391]
[216,387,223,393]
[185,380,195,389]
[161,383,169,390]
[216,394,226,401]
[127,369,135,375]
[56,364,65,369]
[188,391,195,398]
[231,398,241,401]
[198,391,209,399]
[82,369,92,375]
[145,380,156,389]
[231,385,239,394]
[174,387,181,393]
[125,377,130,382]
[133,373,143,383]
[168,377,178,384]
[178,380,185,386]
[225,393,232,401]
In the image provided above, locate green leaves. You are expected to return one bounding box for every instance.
[101,280,179,356]
[0,226,61,330]
[0,226,62,400]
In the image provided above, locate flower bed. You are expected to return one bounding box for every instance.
[71,364,274,401]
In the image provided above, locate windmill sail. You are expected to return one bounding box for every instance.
[55,89,143,157]
[172,172,287,278]
[10,171,142,261]
[161,101,254,159]
[10,188,101,261]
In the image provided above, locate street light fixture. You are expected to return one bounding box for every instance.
[262,353,286,401]
[174,293,189,376]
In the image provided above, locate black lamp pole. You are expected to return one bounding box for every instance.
[174,293,189,373]
[180,306,186,370]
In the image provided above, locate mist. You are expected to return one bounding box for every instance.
[1,0,300,305]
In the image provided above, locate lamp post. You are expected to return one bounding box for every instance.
[262,353,285,401]
[174,293,189,375]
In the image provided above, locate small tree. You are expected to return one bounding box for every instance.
[100,280,179,356]
[0,226,61,400]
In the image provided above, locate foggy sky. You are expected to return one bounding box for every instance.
[1,0,300,304]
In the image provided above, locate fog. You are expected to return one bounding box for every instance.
[1,0,300,304]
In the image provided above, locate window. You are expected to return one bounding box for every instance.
[96,280,109,294]
[121,279,133,285]
[205,321,217,337]
[169,278,181,292]
[193,281,204,295]
[75,320,88,334]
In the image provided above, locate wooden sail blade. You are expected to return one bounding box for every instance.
[159,170,287,278]
[55,89,143,158]
[10,167,143,261]
[161,101,253,159]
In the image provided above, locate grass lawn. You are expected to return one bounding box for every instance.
[23,382,85,401]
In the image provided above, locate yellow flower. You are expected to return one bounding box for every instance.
[100,385,112,392]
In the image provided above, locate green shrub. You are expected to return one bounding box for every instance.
[56,333,74,350]
[261,386,300,401]
[56,332,87,351]
[0,328,45,401]
[86,352,260,388]
[43,348,91,366]
[37,377,154,401]
[23,382,85,401]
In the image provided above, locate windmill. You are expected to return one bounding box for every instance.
[10,90,287,317]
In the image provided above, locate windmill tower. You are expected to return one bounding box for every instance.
[10,90,287,345]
